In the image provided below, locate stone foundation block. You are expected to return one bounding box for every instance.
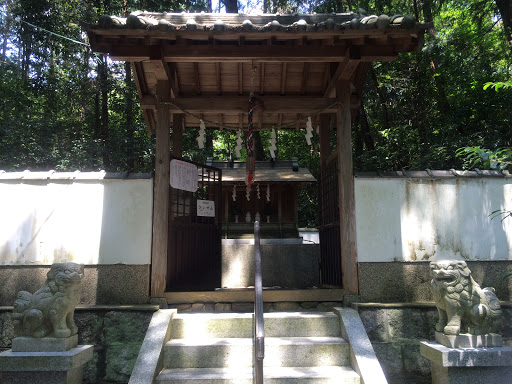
[420,340,512,384]
[435,331,503,348]
[0,344,93,384]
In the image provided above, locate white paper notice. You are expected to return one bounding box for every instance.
[197,200,215,217]
[170,159,198,192]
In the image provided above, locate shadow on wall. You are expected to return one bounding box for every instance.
[94,178,152,305]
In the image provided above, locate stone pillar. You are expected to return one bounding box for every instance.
[0,335,93,384]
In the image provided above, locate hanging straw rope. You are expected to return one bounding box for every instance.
[166,100,340,132]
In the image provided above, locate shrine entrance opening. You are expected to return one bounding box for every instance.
[167,158,223,291]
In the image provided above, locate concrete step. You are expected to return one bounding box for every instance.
[164,336,349,369]
[170,312,341,339]
[156,366,360,383]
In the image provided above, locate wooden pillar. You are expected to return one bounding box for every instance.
[337,80,359,294]
[172,113,184,157]
[151,80,171,297]
[319,114,331,165]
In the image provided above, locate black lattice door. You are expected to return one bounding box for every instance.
[318,155,342,288]
[167,158,222,291]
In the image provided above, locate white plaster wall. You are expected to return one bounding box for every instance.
[0,179,153,265]
[355,177,512,262]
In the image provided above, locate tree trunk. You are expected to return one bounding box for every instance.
[222,0,238,13]
[359,105,376,151]
[125,62,135,172]
[495,0,512,56]
[98,55,110,169]
[369,65,390,132]
[422,0,453,123]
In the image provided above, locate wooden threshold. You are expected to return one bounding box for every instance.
[163,288,344,304]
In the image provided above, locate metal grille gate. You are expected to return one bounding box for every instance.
[318,155,342,288]
[167,158,223,291]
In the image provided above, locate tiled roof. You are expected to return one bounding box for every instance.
[90,11,424,32]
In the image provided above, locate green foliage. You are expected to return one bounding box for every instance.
[455,147,512,170]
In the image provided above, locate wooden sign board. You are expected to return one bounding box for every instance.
[170,159,198,192]
[197,200,215,217]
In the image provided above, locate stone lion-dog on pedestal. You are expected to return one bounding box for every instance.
[12,262,84,338]
[430,260,503,335]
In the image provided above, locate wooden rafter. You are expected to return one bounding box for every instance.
[238,63,243,95]
[216,62,222,95]
[193,62,201,95]
[300,63,309,95]
[259,63,265,95]
[280,63,287,95]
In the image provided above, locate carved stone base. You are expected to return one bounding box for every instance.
[0,339,93,384]
[435,331,503,348]
[420,340,512,384]
[12,335,78,352]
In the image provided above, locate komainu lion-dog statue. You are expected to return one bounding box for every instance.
[12,262,84,338]
[430,260,503,335]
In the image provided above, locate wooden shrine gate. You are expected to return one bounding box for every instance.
[167,158,223,291]
[318,154,342,288]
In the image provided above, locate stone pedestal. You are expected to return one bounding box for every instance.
[420,339,512,384]
[0,335,93,384]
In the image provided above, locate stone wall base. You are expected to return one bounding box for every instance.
[0,265,150,306]
[358,261,512,302]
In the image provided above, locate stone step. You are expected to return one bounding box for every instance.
[170,312,341,339]
[164,336,349,369]
[156,366,360,384]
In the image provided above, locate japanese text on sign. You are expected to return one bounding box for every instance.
[197,200,215,217]
[170,159,198,192]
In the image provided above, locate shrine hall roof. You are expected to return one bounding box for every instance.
[208,160,317,183]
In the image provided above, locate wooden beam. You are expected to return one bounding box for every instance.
[319,114,331,165]
[97,42,401,63]
[166,62,180,97]
[238,63,243,95]
[323,48,361,97]
[336,80,358,295]
[132,62,153,132]
[300,63,309,95]
[159,96,342,114]
[172,113,184,157]
[151,80,171,297]
[193,62,201,95]
[216,62,222,95]
[259,62,265,95]
[280,63,287,95]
